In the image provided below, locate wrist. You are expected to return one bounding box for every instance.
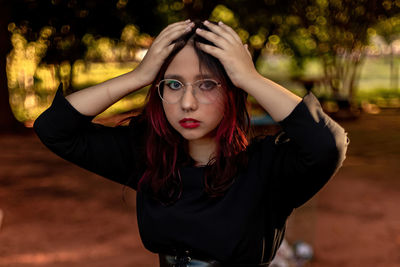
[236,71,263,91]
[129,67,152,88]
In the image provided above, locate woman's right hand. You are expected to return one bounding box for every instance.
[133,19,195,86]
[63,21,194,116]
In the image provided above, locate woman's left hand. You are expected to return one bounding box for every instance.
[196,20,260,90]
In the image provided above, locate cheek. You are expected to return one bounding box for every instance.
[162,103,176,126]
[210,98,225,123]
[215,93,226,114]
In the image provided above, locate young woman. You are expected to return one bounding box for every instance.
[34,19,349,266]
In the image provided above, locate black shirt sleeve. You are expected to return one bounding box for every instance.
[269,91,349,209]
[33,84,143,190]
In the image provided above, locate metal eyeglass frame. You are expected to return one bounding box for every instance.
[156,78,222,104]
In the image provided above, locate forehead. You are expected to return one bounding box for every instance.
[164,45,214,80]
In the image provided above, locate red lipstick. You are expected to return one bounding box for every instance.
[179,118,200,129]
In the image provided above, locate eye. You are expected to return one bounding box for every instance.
[165,80,182,90]
[198,80,218,91]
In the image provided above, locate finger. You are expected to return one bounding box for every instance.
[154,22,193,47]
[158,19,191,36]
[163,43,176,56]
[157,21,193,42]
[162,22,193,39]
[154,22,191,44]
[196,28,230,50]
[217,21,243,44]
[244,44,252,58]
[202,20,236,44]
[196,42,224,58]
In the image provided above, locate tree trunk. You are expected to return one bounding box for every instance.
[390,44,399,91]
[0,0,28,133]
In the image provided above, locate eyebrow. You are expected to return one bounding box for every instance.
[164,74,216,80]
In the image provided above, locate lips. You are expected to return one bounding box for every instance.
[179,118,200,129]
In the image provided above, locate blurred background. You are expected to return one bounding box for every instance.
[0,0,399,267]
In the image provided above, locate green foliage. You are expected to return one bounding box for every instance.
[7,0,400,112]
[374,15,400,43]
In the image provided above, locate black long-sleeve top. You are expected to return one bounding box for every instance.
[33,85,349,265]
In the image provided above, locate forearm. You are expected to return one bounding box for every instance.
[65,70,148,116]
[271,90,349,208]
[33,85,141,189]
[243,73,302,122]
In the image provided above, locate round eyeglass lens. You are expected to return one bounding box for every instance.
[192,79,220,104]
[158,79,221,104]
[158,79,184,104]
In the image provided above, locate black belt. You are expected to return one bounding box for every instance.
[158,253,270,267]
[159,253,222,267]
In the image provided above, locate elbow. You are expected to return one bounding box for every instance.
[332,126,349,165]
[33,113,47,141]
[318,129,349,172]
[33,112,65,151]
[33,112,54,143]
[335,130,350,169]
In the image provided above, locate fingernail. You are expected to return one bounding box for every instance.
[196,28,202,32]
[203,20,209,25]
[218,21,224,25]
[185,19,191,22]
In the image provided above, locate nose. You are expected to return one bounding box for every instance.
[180,84,198,112]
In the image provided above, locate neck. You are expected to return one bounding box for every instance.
[188,137,218,166]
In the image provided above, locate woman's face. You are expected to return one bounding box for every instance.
[161,44,225,143]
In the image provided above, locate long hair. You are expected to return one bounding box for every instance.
[132,20,250,205]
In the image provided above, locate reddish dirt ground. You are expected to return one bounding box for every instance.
[1,109,400,267]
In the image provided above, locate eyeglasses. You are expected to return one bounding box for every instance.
[157,78,222,104]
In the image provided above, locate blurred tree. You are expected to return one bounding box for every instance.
[157,0,292,65]
[0,0,27,132]
[8,0,164,82]
[3,0,164,131]
[374,14,400,90]
[3,0,400,131]
[154,0,214,22]
[285,0,400,103]
[220,0,400,103]
[174,0,400,103]
[209,0,293,73]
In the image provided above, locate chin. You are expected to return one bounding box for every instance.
[179,129,216,142]
[179,131,204,141]
[170,122,218,142]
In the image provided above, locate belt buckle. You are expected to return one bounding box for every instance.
[172,249,192,267]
